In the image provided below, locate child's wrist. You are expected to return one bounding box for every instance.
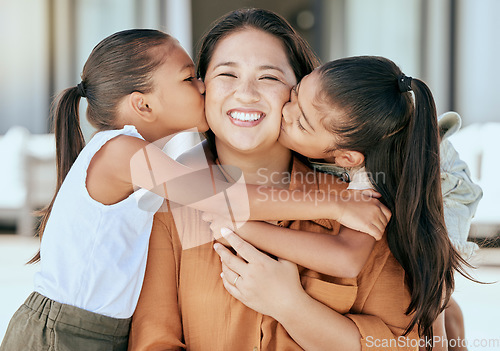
[322,192,340,221]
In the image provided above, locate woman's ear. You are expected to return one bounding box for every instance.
[129,92,156,122]
[332,149,365,168]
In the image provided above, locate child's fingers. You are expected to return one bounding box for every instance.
[220,228,265,264]
[364,211,387,240]
[214,242,247,275]
[381,204,392,222]
[201,212,214,222]
[363,222,382,241]
[360,189,381,198]
[371,222,384,241]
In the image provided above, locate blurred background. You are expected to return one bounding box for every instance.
[1,0,500,236]
[2,0,500,135]
[1,0,499,348]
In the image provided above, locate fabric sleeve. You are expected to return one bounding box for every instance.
[346,314,419,351]
[128,211,185,351]
[440,138,483,257]
[345,245,419,351]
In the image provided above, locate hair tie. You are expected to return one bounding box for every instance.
[398,74,412,93]
[76,82,87,98]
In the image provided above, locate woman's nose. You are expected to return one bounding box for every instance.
[234,79,260,103]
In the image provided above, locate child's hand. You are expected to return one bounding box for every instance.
[336,191,391,240]
[357,188,382,198]
[202,212,243,246]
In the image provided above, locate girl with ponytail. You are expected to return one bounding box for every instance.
[213,56,475,350]
[299,57,473,346]
[0,28,209,351]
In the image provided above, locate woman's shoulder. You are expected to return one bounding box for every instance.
[353,237,410,312]
[358,237,401,280]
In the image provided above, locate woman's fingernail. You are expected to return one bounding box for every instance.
[220,272,224,279]
[214,243,221,251]
[220,227,232,237]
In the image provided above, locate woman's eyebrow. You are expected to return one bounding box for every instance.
[212,62,284,73]
[259,65,285,73]
[212,61,237,70]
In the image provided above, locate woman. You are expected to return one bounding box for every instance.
[128,8,419,351]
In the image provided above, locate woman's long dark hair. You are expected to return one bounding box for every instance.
[28,29,173,263]
[317,56,473,348]
[195,8,320,155]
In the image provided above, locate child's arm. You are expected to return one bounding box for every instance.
[214,221,376,278]
[108,136,390,239]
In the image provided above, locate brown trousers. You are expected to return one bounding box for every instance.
[0,292,131,351]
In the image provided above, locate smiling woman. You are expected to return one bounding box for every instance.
[128,8,416,351]
[203,27,297,155]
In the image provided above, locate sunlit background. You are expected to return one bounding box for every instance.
[1,0,499,349]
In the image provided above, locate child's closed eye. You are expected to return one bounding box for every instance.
[297,119,306,131]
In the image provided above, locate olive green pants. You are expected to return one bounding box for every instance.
[0,292,131,351]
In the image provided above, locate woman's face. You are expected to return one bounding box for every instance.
[204,28,297,154]
[279,70,341,159]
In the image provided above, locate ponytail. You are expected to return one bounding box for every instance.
[387,78,465,340]
[28,87,85,263]
[53,87,86,190]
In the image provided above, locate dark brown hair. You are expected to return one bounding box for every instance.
[316,56,473,347]
[29,29,173,263]
[195,8,320,155]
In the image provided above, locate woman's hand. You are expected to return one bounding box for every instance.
[334,190,391,241]
[213,228,305,320]
[214,229,365,351]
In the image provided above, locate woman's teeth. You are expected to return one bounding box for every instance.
[230,111,263,121]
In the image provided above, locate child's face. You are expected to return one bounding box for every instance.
[279,70,341,159]
[150,42,209,135]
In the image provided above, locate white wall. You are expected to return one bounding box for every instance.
[323,0,449,112]
[1,0,499,137]
[74,0,137,140]
[0,0,49,134]
[344,0,421,77]
[455,0,500,124]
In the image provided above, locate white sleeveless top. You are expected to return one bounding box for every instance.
[34,125,164,318]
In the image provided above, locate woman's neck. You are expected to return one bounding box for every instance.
[216,139,292,188]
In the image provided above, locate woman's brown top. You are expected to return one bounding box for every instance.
[129,157,418,351]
